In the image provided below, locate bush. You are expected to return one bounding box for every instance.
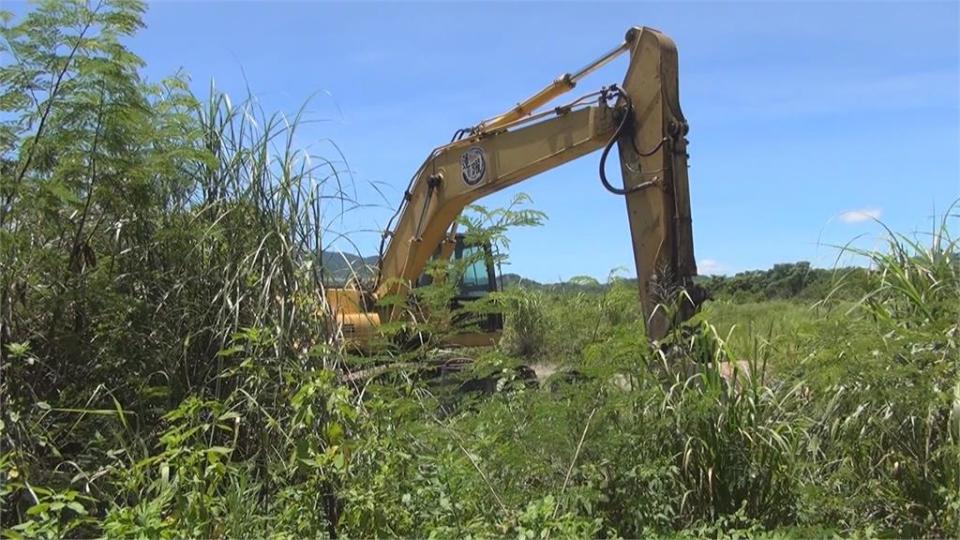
[498,287,548,357]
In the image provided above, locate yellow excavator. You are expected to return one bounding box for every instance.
[326,26,705,348]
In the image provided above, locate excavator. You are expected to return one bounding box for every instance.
[326,26,705,349]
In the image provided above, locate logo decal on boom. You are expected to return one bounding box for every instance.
[460,147,486,186]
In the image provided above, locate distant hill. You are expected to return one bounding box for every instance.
[500,273,625,293]
[319,251,378,284]
[500,273,540,288]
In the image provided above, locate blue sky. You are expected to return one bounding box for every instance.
[29,1,960,280]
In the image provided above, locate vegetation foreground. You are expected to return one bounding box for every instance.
[2,3,959,538]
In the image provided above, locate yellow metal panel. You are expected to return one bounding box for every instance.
[325,288,363,315]
[338,312,381,341]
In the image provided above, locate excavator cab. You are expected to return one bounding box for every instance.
[450,235,499,298]
[450,235,504,333]
[415,234,504,337]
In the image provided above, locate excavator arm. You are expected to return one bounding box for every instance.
[376,99,618,294]
[371,26,701,340]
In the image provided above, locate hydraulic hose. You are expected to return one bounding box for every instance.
[598,88,658,195]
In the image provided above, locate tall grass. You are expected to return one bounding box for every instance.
[482,212,959,537]
[0,3,363,533]
[840,205,960,329]
[2,3,958,537]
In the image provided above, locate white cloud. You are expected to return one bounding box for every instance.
[699,259,724,275]
[839,208,883,223]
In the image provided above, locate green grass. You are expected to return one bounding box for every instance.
[2,2,959,538]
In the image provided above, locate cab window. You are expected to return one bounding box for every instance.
[458,245,491,296]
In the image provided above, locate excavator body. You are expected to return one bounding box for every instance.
[329,234,503,349]
[327,26,703,349]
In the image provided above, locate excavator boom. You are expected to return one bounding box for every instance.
[377,101,618,294]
